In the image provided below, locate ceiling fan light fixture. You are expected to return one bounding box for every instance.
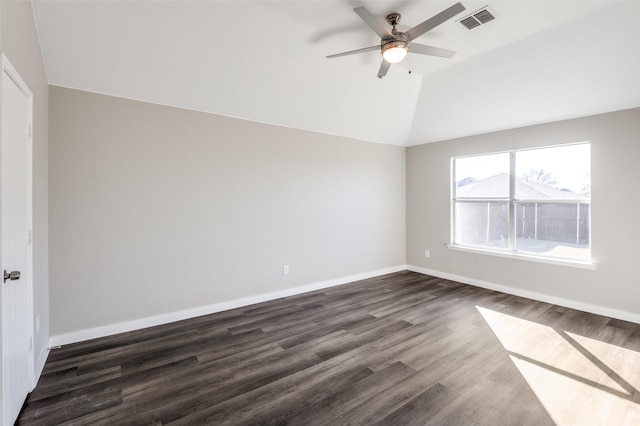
[382,41,408,64]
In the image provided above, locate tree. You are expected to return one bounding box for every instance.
[522,169,558,188]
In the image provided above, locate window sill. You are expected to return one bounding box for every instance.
[447,244,596,270]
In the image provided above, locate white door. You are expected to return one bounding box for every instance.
[1,55,34,426]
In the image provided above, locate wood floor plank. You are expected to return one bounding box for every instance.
[335,365,453,424]
[301,361,417,426]
[374,382,453,426]
[18,271,640,425]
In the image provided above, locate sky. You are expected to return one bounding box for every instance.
[454,142,591,194]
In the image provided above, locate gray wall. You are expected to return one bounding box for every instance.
[0,1,50,372]
[49,86,406,336]
[407,108,640,318]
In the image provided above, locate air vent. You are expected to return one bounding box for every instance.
[459,6,497,30]
[460,16,480,30]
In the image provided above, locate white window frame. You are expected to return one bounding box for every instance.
[449,143,594,269]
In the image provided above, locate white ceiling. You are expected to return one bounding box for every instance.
[32,1,640,146]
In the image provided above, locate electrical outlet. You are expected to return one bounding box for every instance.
[283,265,290,275]
[424,249,430,258]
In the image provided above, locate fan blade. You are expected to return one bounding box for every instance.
[405,2,466,42]
[410,43,456,58]
[377,60,391,79]
[326,45,380,59]
[353,6,392,39]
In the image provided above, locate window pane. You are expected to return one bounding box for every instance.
[452,143,591,263]
[515,202,590,260]
[515,144,590,200]
[455,153,510,199]
[454,202,508,249]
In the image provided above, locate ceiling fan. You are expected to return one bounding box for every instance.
[327,2,466,78]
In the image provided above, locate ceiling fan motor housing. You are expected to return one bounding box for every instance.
[381,32,409,58]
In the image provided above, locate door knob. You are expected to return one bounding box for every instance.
[3,270,20,283]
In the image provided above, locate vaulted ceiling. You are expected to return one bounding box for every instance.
[32,1,640,146]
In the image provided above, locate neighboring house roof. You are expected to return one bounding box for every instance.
[456,173,589,201]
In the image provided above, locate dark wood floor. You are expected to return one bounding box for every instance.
[18,271,640,425]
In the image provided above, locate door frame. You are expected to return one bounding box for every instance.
[0,52,35,422]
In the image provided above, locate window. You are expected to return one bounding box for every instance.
[452,143,591,262]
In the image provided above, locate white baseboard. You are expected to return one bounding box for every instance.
[33,345,49,389]
[407,264,640,325]
[49,265,408,348]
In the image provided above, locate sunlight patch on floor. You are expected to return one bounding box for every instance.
[477,306,640,425]
[568,332,640,391]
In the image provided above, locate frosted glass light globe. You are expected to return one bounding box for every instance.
[382,40,409,64]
